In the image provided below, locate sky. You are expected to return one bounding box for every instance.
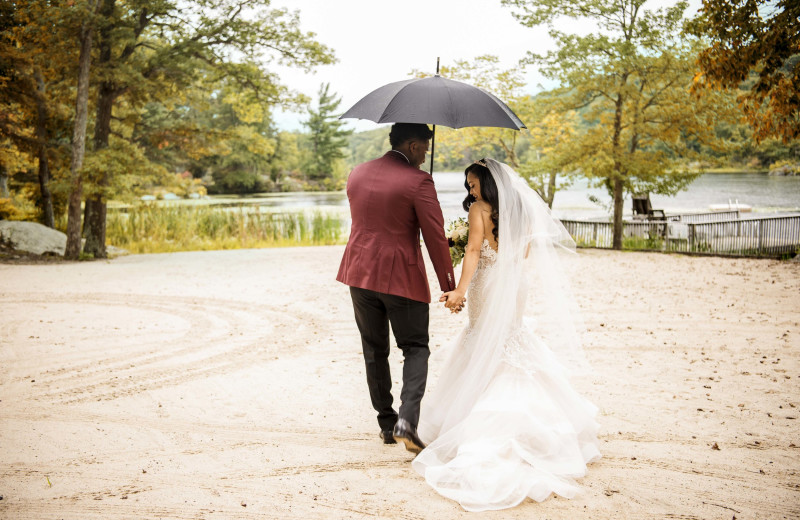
[270,0,701,132]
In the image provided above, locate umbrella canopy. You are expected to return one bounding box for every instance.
[340,75,526,130]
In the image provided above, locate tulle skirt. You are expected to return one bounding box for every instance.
[413,326,601,512]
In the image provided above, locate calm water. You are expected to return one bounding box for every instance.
[214,172,800,222]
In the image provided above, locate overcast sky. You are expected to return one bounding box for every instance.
[270,0,701,132]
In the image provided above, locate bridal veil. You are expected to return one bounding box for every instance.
[414,158,599,511]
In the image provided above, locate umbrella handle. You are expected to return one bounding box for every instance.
[429,124,435,175]
[428,57,439,175]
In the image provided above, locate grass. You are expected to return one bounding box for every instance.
[106,203,348,254]
[700,167,769,174]
[622,235,665,251]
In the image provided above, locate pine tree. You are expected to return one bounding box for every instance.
[303,83,353,185]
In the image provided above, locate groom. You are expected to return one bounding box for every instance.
[337,123,455,454]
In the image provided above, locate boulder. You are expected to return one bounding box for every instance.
[0,220,66,255]
[769,163,799,176]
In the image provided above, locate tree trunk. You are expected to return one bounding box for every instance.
[83,87,112,257]
[34,70,54,228]
[83,0,116,259]
[83,197,106,255]
[82,202,92,238]
[36,146,54,228]
[545,171,557,208]
[0,162,9,199]
[612,176,625,249]
[611,84,628,250]
[65,3,99,260]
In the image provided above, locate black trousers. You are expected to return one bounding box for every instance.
[349,286,430,431]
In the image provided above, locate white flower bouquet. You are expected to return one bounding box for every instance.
[446,217,469,267]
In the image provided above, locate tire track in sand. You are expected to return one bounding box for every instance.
[1,292,313,405]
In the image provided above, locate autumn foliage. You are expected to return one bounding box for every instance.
[691,0,800,142]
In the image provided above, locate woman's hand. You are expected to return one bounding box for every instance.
[441,290,466,313]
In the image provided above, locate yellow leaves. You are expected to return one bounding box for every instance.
[0,140,31,173]
[693,0,799,142]
[232,126,276,156]
[222,92,265,124]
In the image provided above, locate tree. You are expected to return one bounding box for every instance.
[690,0,800,143]
[66,0,102,259]
[413,56,529,171]
[411,56,582,207]
[268,131,303,184]
[79,0,335,257]
[0,1,76,228]
[503,0,737,249]
[302,83,352,187]
[519,101,582,208]
[345,127,390,170]
[137,80,280,195]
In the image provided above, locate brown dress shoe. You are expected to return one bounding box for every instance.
[392,418,425,454]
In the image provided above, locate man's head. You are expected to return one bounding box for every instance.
[389,123,433,168]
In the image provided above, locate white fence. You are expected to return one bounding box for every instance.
[561,212,800,257]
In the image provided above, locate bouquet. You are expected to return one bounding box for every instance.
[446,217,469,267]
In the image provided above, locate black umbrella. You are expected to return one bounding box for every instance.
[340,60,525,174]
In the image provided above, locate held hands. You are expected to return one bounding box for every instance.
[440,290,466,314]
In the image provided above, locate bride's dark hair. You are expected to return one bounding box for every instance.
[463,161,499,244]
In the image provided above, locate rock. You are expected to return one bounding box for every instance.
[106,245,129,257]
[769,163,799,176]
[0,221,66,255]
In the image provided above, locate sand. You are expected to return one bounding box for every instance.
[1,246,798,519]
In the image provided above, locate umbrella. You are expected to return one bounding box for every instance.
[340,59,525,174]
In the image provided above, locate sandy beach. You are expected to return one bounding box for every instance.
[1,246,798,519]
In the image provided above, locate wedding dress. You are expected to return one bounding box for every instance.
[412,159,601,512]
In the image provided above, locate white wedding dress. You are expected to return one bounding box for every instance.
[413,160,601,512]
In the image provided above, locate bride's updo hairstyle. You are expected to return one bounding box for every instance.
[463,160,499,244]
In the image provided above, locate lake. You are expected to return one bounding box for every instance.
[208,171,800,223]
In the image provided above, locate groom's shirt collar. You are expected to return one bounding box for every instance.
[387,149,410,164]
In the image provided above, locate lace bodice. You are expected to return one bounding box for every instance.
[467,239,497,327]
[466,239,535,375]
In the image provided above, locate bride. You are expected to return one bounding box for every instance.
[412,158,601,512]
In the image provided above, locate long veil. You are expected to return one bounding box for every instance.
[419,158,589,443]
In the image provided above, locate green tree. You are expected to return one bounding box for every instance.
[142,82,277,195]
[345,127,390,170]
[503,0,736,249]
[302,83,352,188]
[78,0,335,257]
[519,100,583,208]
[411,57,582,207]
[268,131,304,186]
[689,0,799,143]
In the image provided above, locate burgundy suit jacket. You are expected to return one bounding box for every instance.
[337,151,455,303]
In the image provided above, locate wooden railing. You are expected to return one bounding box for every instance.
[676,210,740,223]
[561,214,800,257]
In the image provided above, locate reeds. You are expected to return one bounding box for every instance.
[106,204,347,254]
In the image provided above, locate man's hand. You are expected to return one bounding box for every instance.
[440,291,466,314]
